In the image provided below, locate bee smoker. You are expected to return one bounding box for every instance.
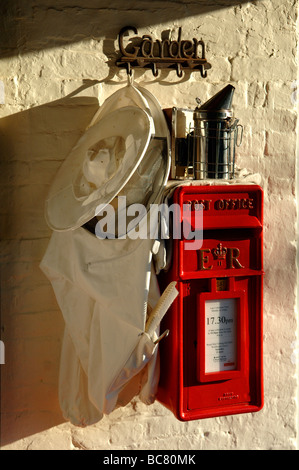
[168,85,243,180]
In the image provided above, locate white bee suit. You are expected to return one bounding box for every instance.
[41,229,163,426]
[40,82,175,426]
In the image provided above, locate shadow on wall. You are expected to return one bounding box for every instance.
[0,84,100,447]
[0,60,197,446]
[0,0,252,59]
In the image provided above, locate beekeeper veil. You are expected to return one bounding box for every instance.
[40,80,176,426]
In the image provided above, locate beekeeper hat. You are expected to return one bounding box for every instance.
[45,105,152,231]
[45,81,171,232]
[91,83,170,212]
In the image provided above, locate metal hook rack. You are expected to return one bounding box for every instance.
[116,26,212,78]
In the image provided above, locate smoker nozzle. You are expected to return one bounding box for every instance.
[197,84,235,113]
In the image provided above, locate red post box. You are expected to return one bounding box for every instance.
[157,184,263,420]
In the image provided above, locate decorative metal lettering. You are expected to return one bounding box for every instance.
[215,198,254,210]
[212,243,228,266]
[116,26,211,78]
[198,246,244,271]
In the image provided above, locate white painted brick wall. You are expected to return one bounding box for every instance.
[1,0,298,450]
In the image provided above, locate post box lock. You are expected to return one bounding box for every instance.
[157,184,264,421]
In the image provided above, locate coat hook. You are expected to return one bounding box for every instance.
[126,62,132,76]
[200,64,207,78]
[151,63,159,77]
[176,63,183,78]
[127,68,135,85]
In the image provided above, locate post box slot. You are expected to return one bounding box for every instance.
[201,215,262,230]
[178,214,262,243]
